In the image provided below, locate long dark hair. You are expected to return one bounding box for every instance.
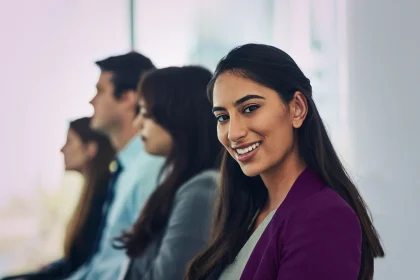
[186,44,385,280]
[64,117,115,258]
[114,66,221,257]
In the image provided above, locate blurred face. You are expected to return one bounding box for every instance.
[60,128,91,172]
[132,98,173,156]
[212,73,307,177]
[90,71,123,134]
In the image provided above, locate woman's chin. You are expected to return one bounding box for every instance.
[239,164,264,177]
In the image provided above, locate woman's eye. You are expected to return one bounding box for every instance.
[216,115,229,123]
[243,105,259,113]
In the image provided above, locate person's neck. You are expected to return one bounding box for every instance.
[260,150,306,212]
[81,168,89,180]
[109,122,137,153]
[79,164,92,187]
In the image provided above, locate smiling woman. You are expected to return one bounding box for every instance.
[186,44,384,280]
[212,74,307,178]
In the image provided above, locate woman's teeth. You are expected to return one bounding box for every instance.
[236,142,260,155]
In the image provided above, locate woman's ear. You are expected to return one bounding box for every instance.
[86,141,98,160]
[290,91,308,128]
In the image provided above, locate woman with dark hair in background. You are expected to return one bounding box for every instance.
[2,117,115,280]
[58,117,115,278]
[114,66,221,280]
[187,44,384,280]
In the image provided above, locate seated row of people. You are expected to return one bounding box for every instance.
[3,43,384,280]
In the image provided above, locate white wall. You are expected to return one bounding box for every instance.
[0,0,130,274]
[0,0,129,202]
[347,0,420,279]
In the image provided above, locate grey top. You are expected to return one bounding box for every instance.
[121,170,219,280]
[219,209,276,280]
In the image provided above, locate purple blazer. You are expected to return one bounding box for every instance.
[239,168,362,280]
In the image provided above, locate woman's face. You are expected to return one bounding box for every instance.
[60,128,91,172]
[212,73,307,177]
[133,98,173,157]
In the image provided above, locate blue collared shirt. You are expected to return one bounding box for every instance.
[66,136,164,280]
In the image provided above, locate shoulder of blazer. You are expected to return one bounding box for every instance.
[175,169,219,198]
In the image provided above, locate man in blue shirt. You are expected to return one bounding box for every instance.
[66,52,164,280]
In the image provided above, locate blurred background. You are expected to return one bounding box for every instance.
[0,0,418,279]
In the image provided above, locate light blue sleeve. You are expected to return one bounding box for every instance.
[87,154,164,280]
[130,153,165,220]
[65,153,164,280]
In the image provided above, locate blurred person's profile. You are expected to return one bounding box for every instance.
[114,66,221,280]
[63,52,164,280]
[2,117,115,280]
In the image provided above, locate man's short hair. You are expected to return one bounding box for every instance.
[96,51,156,99]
